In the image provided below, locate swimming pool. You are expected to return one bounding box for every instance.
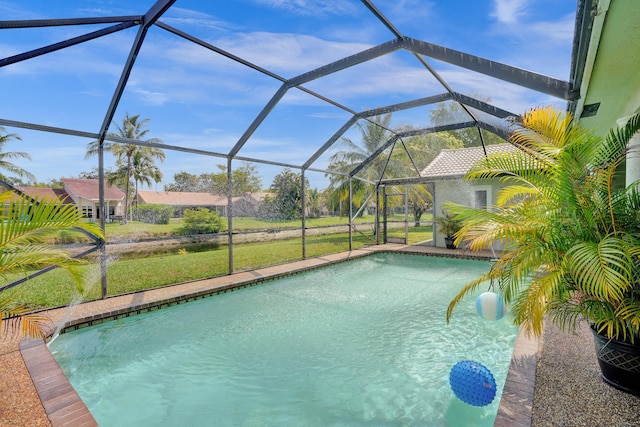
[50,253,518,426]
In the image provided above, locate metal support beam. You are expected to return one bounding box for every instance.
[360,0,403,38]
[349,121,477,177]
[95,0,176,297]
[477,121,512,142]
[451,92,518,119]
[304,116,358,169]
[348,178,353,250]
[156,21,285,83]
[402,37,578,100]
[404,187,409,244]
[301,169,307,260]
[288,38,403,87]
[375,185,380,245]
[304,94,454,171]
[228,84,288,158]
[0,22,137,68]
[0,119,98,139]
[358,93,453,118]
[0,16,142,29]
[349,135,398,178]
[227,157,234,275]
[383,188,388,244]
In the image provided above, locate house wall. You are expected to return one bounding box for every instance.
[71,196,123,221]
[433,178,507,251]
[73,196,97,220]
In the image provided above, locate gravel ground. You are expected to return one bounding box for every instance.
[531,320,640,426]
[0,332,49,427]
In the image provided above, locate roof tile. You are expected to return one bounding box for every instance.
[421,143,517,179]
[62,178,125,201]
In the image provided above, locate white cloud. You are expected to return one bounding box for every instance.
[491,0,528,25]
[215,32,372,75]
[162,7,239,32]
[375,0,436,26]
[248,0,358,17]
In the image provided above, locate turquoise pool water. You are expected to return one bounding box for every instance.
[50,253,518,426]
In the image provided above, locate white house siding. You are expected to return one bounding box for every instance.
[434,179,473,248]
[434,178,508,250]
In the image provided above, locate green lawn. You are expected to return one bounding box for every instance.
[6,216,432,310]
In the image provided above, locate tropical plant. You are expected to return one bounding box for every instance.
[263,168,307,221]
[0,126,36,185]
[435,208,461,249]
[327,114,395,211]
[164,163,262,196]
[445,106,640,344]
[0,190,104,338]
[429,98,504,148]
[435,209,462,238]
[86,113,165,223]
[180,208,225,234]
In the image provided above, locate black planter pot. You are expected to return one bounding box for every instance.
[591,326,640,395]
[444,236,456,249]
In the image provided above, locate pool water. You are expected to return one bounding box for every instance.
[50,253,518,426]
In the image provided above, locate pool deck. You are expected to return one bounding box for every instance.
[1,243,639,426]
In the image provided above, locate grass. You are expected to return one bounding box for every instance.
[5,216,433,310]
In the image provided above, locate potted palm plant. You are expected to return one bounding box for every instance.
[445,106,640,395]
[435,209,462,249]
[0,190,104,338]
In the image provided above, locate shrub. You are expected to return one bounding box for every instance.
[181,208,225,234]
[136,204,173,224]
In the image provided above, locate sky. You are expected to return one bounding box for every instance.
[0,0,578,191]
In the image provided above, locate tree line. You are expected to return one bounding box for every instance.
[0,99,503,224]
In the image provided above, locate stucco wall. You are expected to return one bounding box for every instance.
[433,178,507,250]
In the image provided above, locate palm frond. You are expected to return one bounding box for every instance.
[565,237,633,302]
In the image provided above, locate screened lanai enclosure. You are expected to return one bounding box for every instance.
[0,0,590,302]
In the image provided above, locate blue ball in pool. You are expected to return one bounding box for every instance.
[449,360,497,407]
[475,291,507,320]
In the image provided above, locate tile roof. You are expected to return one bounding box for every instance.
[136,191,229,206]
[61,178,125,201]
[14,187,74,204]
[420,143,518,179]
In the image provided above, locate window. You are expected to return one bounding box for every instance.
[473,186,491,210]
[82,205,93,218]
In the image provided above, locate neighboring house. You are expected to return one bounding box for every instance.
[135,191,270,218]
[61,178,125,221]
[14,187,74,205]
[13,179,125,222]
[421,143,517,248]
[136,191,230,217]
[232,192,268,218]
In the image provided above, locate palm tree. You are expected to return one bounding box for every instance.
[329,113,396,181]
[328,114,435,223]
[0,126,36,184]
[86,113,165,223]
[0,190,104,338]
[445,106,640,342]
[129,150,164,220]
[328,114,403,215]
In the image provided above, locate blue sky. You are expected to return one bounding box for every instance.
[0,0,577,190]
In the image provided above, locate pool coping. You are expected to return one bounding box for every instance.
[19,245,535,426]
